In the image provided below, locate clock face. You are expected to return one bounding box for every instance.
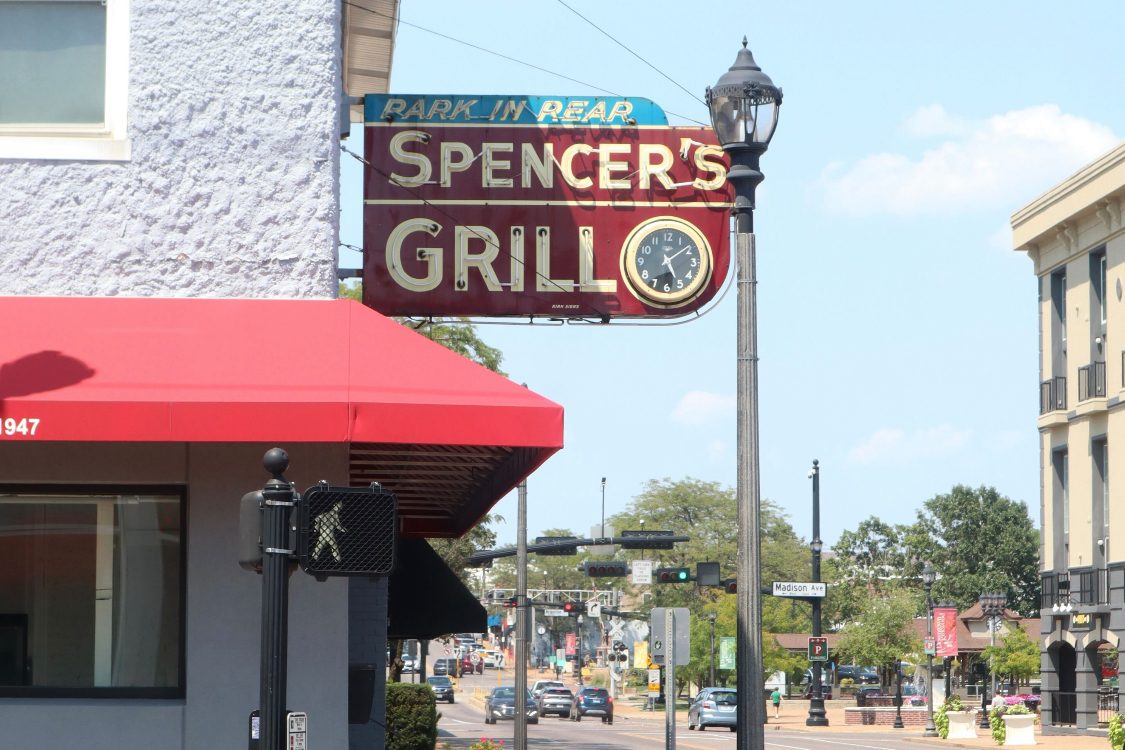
[621,218,713,306]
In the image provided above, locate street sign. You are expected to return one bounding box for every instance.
[297,483,397,577]
[556,648,566,665]
[543,608,566,617]
[631,559,653,584]
[607,618,625,640]
[586,601,601,618]
[924,636,936,655]
[771,581,827,598]
[649,607,690,665]
[647,668,662,696]
[808,636,828,662]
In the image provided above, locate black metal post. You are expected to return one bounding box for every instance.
[922,564,937,736]
[944,656,953,700]
[576,615,584,686]
[260,448,295,750]
[893,660,905,728]
[807,460,828,726]
[709,614,717,686]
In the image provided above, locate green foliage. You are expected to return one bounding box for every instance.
[1109,713,1125,750]
[935,694,965,739]
[607,478,811,685]
[835,590,921,680]
[982,626,1040,684]
[427,513,501,586]
[910,485,1040,615]
[832,517,909,593]
[385,683,438,750]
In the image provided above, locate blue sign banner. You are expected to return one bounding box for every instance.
[487,614,501,627]
[366,94,667,126]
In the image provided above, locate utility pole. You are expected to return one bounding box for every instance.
[514,477,528,749]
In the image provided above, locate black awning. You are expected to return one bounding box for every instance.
[387,539,486,639]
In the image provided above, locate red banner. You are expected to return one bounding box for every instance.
[934,607,959,657]
[363,123,733,318]
[565,632,577,656]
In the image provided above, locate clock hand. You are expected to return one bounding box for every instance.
[665,245,693,263]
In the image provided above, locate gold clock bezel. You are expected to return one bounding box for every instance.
[620,216,714,307]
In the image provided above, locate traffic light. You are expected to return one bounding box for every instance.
[503,596,517,609]
[583,560,628,577]
[611,641,629,662]
[655,567,692,583]
[722,578,737,594]
[562,601,579,615]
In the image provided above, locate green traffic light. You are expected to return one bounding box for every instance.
[676,569,689,581]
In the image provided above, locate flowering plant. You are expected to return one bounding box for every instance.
[468,738,505,750]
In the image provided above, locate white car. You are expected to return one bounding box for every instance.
[481,650,504,669]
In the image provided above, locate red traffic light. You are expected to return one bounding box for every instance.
[503,597,517,609]
[562,601,578,614]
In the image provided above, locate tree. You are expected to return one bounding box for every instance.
[906,485,1040,615]
[835,590,921,687]
[982,626,1040,688]
[831,517,910,592]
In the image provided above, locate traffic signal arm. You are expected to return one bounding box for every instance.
[466,533,691,565]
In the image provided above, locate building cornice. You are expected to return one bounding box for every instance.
[1011,142,1125,251]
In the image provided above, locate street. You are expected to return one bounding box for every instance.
[430,668,934,750]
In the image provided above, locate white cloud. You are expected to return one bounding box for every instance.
[671,390,734,426]
[819,104,1118,217]
[847,425,971,465]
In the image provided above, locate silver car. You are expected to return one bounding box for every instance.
[688,687,737,731]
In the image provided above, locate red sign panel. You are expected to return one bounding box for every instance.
[934,607,959,657]
[565,632,577,656]
[363,123,733,318]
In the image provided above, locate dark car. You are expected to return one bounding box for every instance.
[537,687,574,718]
[485,686,538,725]
[836,665,879,684]
[432,657,458,676]
[570,687,613,724]
[460,654,482,676]
[426,675,455,703]
[802,683,832,700]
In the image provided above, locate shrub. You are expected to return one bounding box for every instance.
[386,682,438,750]
[1109,713,1125,750]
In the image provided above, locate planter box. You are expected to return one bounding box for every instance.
[946,711,978,739]
[1002,714,1035,746]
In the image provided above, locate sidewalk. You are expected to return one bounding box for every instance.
[612,697,1110,750]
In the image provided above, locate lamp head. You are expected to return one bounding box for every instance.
[810,538,823,554]
[922,561,936,588]
[706,37,782,150]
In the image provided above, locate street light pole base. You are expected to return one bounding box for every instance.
[805,700,829,727]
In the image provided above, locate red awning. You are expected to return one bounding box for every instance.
[0,296,563,535]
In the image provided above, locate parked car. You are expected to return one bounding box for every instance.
[460,654,483,676]
[400,655,417,673]
[537,687,574,718]
[688,687,737,732]
[426,675,455,703]
[570,687,613,723]
[531,679,565,698]
[432,657,459,676]
[481,650,504,669]
[836,665,880,684]
[484,686,538,725]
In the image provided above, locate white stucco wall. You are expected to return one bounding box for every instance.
[0,0,342,299]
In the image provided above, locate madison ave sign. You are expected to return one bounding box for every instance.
[363,94,733,319]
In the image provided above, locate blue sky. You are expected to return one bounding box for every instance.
[340,1,1123,549]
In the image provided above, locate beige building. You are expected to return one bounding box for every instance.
[1013,143,1125,731]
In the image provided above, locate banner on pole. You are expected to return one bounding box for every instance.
[934,607,959,657]
[633,640,649,669]
[565,632,576,656]
[719,636,735,670]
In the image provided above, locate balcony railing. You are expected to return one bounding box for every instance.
[1042,569,1108,609]
[1040,376,1066,414]
[1079,361,1106,401]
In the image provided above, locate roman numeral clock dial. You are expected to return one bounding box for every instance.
[620,217,713,307]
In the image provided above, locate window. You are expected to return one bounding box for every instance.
[0,487,183,696]
[1095,438,1109,559]
[0,0,130,161]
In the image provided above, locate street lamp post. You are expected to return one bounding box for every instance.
[893,660,905,729]
[922,562,938,737]
[806,460,828,727]
[706,38,782,750]
[709,613,717,686]
[978,592,1008,728]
